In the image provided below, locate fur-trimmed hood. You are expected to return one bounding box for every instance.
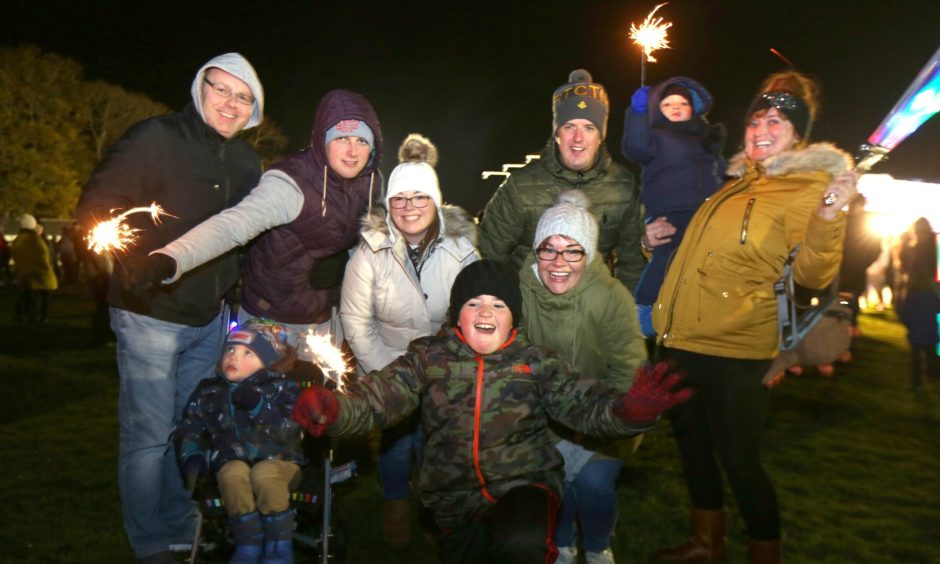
[727,142,852,179]
[360,203,477,250]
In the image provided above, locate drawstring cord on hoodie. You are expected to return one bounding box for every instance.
[321,168,376,218]
[321,165,328,217]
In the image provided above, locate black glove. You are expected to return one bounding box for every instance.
[308,251,350,290]
[121,252,176,293]
[180,454,208,492]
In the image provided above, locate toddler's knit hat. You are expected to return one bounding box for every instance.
[533,190,599,264]
[225,319,289,367]
[448,260,522,328]
[552,69,610,139]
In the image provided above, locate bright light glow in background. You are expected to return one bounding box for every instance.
[859,173,940,354]
[860,174,940,240]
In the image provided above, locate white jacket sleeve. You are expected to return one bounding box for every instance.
[340,247,401,373]
[156,170,304,282]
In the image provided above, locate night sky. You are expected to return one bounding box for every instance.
[4,0,939,215]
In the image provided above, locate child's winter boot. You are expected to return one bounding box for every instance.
[229,511,264,564]
[261,509,296,564]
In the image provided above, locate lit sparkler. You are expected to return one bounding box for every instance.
[86,203,173,254]
[305,331,351,392]
[629,3,673,86]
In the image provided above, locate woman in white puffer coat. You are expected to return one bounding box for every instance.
[340,133,479,546]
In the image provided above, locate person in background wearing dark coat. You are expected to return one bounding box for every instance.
[58,222,82,285]
[75,53,265,564]
[622,76,726,338]
[897,217,939,391]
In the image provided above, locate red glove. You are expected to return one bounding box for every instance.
[613,361,693,424]
[291,386,339,437]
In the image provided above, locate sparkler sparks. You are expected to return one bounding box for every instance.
[305,332,351,392]
[629,3,672,85]
[86,203,173,254]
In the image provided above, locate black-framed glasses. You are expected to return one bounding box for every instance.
[389,195,431,209]
[203,77,254,106]
[535,247,586,262]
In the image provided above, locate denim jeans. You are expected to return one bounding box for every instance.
[110,307,226,558]
[379,411,425,500]
[554,457,624,552]
[634,210,695,306]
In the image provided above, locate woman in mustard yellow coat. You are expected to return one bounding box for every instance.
[11,214,58,323]
[651,71,857,563]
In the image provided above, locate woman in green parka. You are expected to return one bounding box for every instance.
[520,190,646,564]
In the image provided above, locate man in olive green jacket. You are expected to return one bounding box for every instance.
[479,69,646,291]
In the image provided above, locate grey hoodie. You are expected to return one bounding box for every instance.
[190,52,265,129]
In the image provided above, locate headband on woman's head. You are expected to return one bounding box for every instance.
[746,89,811,140]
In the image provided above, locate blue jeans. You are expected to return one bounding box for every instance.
[634,210,695,306]
[554,458,624,553]
[110,307,226,558]
[379,411,424,500]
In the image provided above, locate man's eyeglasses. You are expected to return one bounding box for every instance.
[535,247,586,262]
[389,195,431,209]
[203,77,254,106]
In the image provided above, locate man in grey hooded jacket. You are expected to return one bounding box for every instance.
[75,53,264,564]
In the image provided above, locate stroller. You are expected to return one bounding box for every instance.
[187,310,356,563]
[188,444,356,563]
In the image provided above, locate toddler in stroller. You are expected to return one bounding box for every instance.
[173,319,304,563]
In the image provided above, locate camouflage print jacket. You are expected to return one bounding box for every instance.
[332,328,653,529]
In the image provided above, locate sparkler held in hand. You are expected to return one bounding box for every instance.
[85,203,173,255]
[304,331,351,392]
[629,3,672,86]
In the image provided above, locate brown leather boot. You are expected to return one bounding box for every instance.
[654,509,728,562]
[382,499,411,548]
[747,538,783,564]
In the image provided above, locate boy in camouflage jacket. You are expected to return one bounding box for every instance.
[293,260,690,562]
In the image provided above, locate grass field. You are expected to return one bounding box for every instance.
[1,283,938,563]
